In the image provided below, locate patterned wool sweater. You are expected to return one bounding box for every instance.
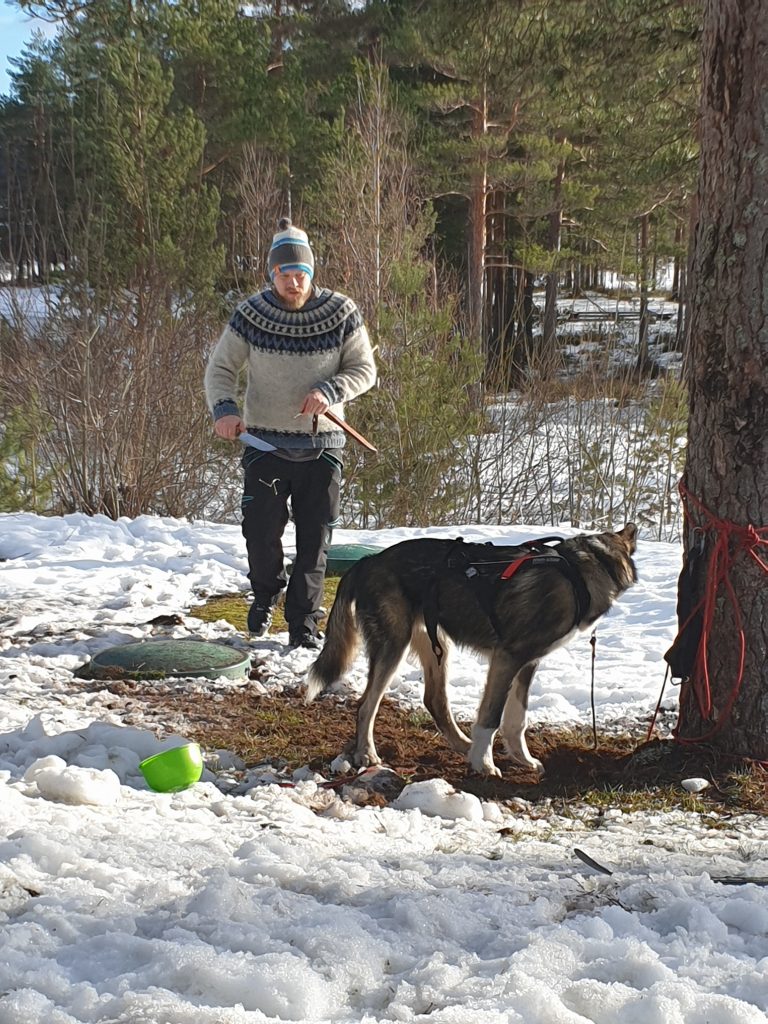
[205,286,376,450]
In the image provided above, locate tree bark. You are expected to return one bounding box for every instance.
[674,0,768,757]
[542,140,566,365]
[636,213,651,375]
[485,188,516,388]
[468,96,488,346]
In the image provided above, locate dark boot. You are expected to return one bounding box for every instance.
[247,602,273,637]
[288,627,323,650]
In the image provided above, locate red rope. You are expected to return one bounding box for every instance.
[673,481,768,744]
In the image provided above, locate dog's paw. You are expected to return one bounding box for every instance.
[501,738,545,776]
[469,727,502,776]
[303,669,323,704]
[352,750,382,769]
[508,755,544,776]
[444,736,472,756]
[468,753,502,778]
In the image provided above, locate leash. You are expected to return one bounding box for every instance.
[646,663,672,742]
[590,630,598,749]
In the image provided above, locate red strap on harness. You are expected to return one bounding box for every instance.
[500,553,537,579]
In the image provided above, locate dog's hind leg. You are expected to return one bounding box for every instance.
[353,629,410,767]
[304,571,359,703]
[499,661,543,775]
[410,622,471,755]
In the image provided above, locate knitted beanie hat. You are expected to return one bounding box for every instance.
[268,217,315,279]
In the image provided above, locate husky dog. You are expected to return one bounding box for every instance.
[305,524,637,777]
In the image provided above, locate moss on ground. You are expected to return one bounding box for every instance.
[190,576,341,634]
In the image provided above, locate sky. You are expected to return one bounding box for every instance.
[0,2,58,96]
[2,509,768,1024]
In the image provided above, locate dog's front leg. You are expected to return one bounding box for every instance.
[469,649,521,777]
[469,725,502,776]
[500,661,544,775]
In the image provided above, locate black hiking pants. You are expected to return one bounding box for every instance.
[241,451,341,633]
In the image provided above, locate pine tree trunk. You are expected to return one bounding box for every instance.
[636,214,651,375]
[542,145,566,363]
[485,188,513,387]
[468,99,488,345]
[675,0,768,757]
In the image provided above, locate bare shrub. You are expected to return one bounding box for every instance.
[1,287,232,519]
[459,327,686,540]
[228,147,284,291]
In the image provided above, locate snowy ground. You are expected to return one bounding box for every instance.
[1,512,767,1024]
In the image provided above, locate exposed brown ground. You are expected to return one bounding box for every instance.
[84,662,767,816]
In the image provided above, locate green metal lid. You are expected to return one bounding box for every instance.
[325,544,383,576]
[287,543,383,577]
[88,639,250,681]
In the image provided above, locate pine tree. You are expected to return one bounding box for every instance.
[308,61,485,526]
[0,404,52,512]
[0,36,71,282]
[672,0,768,759]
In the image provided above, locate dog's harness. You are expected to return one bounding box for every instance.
[424,536,591,664]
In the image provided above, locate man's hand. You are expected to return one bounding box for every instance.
[299,389,331,417]
[214,414,245,440]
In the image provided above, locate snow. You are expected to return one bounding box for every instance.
[1,510,767,1024]
[0,285,61,331]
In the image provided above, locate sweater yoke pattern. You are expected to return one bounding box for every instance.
[230,288,363,354]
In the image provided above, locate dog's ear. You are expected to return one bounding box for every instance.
[618,523,638,553]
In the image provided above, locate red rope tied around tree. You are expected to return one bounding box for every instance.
[674,480,768,743]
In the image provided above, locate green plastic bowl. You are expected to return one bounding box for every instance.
[139,743,203,792]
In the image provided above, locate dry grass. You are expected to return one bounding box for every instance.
[91,666,768,817]
[177,591,768,815]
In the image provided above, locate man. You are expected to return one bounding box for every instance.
[205,218,376,648]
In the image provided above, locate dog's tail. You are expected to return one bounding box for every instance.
[304,565,361,703]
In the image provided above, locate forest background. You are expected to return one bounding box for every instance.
[0,0,699,537]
